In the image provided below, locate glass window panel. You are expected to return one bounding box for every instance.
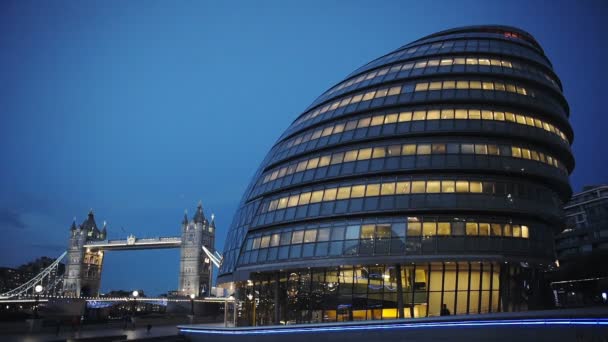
[456,81,468,89]
[287,195,299,207]
[469,181,483,193]
[391,223,406,237]
[427,110,440,120]
[372,147,386,158]
[270,233,281,247]
[346,225,360,240]
[426,181,440,193]
[479,223,490,236]
[432,144,446,154]
[398,111,412,122]
[344,150,358,162]
[358,148,372,160]
[470,81,482,89]
[407,222,421,236]
[360,224,375,239]
[277,197,288,209]
[317,228,330,242]
[323,188,337,201]
[366,184,380,196]
[512,225,521,238]
[385,113,398,123]
[413,111,426,120]
[331,226,345,240]
[456,181,469,193]
[337,186,351,200]
[280,231,292,245]
[415,83,429,91]
[260,235,270,248]
[521,225,529,238]
[358,117,371,128]
[490,224,502,236]
[417,144,431,155]
[387,145,401,156]
[318,155,331,167]
[443,81,456,89]
[455,109,468,119]
[469,110,481,119]
[299,192,312,205]
[411,181,426,193]
[402,144,416,155]
[429,81,442,90]
[466,223,479,235]
[396,181,411,194]
[310,190,324,203]
[441,109,455,119]
[307,157,319,169]
[461,144,474,154]
[304,229,317,243]
[381,182,396,195]
[503,224,512,237]
[331,152,345,164]
[362,91,376,101]
[441,180,455,193]
[452,222,465,236]
[376,224,391,239]
[291,230,304,244]
[437,222,451,235]
[423,222,437,237]
[371,115,384,126]
[351,185,366,198]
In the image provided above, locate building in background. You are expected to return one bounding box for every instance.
[217,25,574,326]
[552,185,608,307]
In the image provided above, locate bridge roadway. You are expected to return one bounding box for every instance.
[83,236,182,251]
[0,296,232,304]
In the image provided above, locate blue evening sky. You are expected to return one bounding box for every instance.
[1,0,606,295]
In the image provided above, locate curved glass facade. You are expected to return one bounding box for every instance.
[218,25,574,326]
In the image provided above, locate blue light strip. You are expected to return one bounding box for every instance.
[179,318,608,335]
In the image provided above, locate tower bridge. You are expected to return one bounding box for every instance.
[0,202,220,300]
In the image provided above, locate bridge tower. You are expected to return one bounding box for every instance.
[62,210,106,297]
[179,202,215,297]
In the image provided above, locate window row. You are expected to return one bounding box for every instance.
[325,55,557,98]
[295,79,533,126]
[264,179,509,213]
[262,142,564,185]
[345,33,549,83]
[281,108,568,153]
[244,219,531,252]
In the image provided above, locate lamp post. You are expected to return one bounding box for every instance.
[34,285,43,318]
[131,290,139,315]
[189,293,195,316]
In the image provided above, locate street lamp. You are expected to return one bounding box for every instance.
[189,293,195,315]
[34,285,43,318]
[131,290,139,314]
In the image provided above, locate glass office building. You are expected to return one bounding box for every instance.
[218,25,574,326]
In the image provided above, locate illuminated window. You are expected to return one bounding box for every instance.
[287,195,299,207]
[344,150,358,162]
[398,112,412,122]
[415,83,429,91]
[358,148,372,160]
[337,186,351,200]
[396,181,411,194]
[351,185,366,198]
[456,181,469,193]
[479,223,490,236]
[360,225,375,239]
[423,222,437,237]
[402,144,416,155]
[429,82,442,90]
[277,197,288,209]
[291,231,304,244]
[304,230,317,243]
[299,192,311,205]
[310,190,324,203]
[407,222,421,236]
[381,183,396,195]
[521,225,529,238]
[417,144,431,155]
[365,184,380,196]
[411,181,426,193]
[469,182,483,193]
[323,188,337,201]
[441,180,455,193]
[372,147,386,158]
[455,109,468,119]
[426,181,441,193]
[437,222,451,236]
[466,223,478,235]
[413,111,426,120]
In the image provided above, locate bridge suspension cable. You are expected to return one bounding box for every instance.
[202,246,222,268]
[0,251,67,299]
